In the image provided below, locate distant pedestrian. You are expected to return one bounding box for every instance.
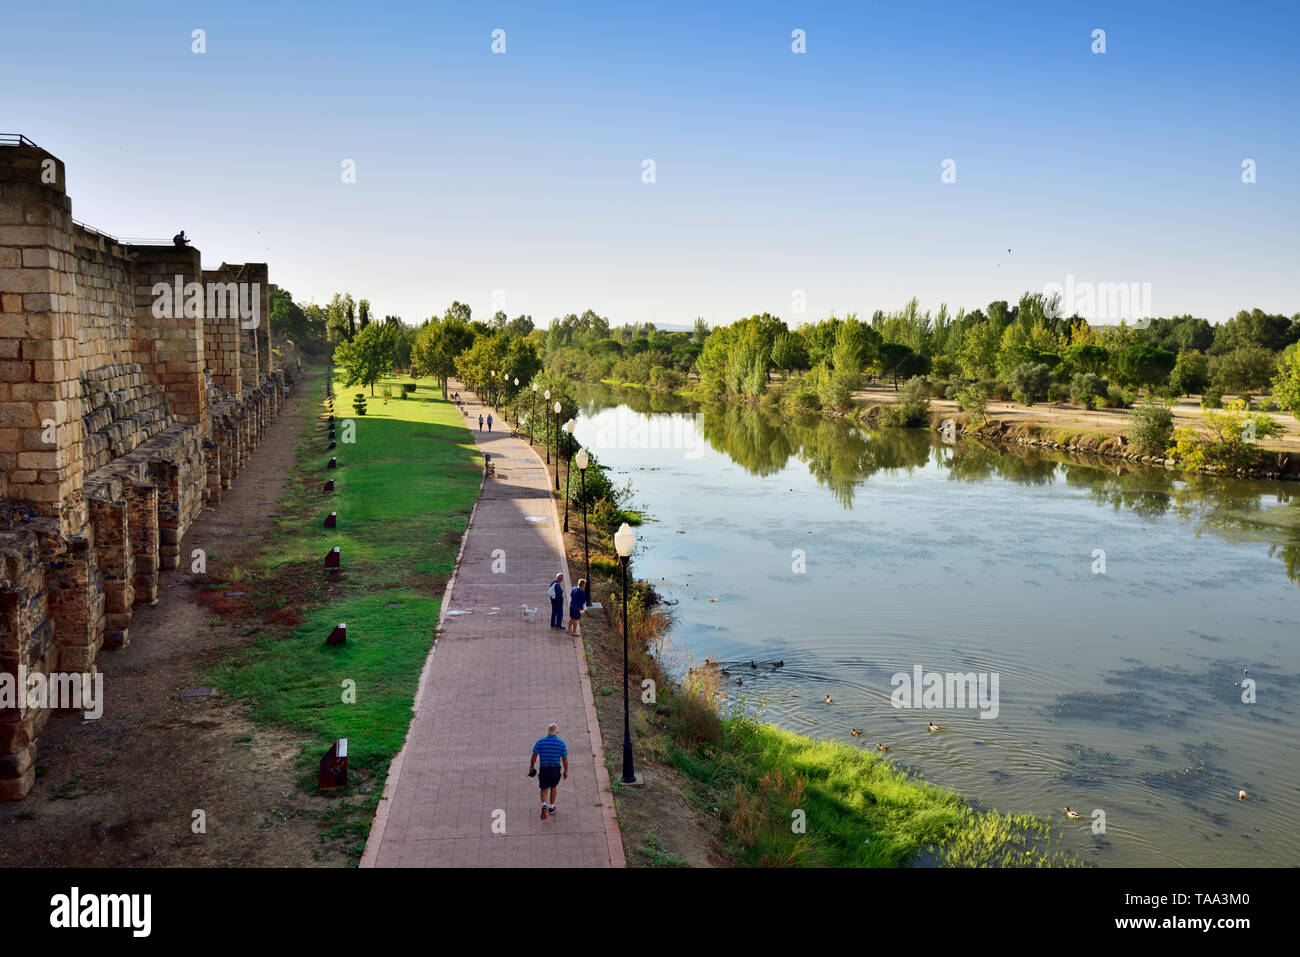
[486,413,493,432]
[568,578,588,636]
[479,413,484,430]
[529,723,568,820]
[548,574,565,629]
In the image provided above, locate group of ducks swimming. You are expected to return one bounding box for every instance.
[717,659,785,687]
[829,696,1091,820]
[708,658,1247,819]
[832,693,943,753]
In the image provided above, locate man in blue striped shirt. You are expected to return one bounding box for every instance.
[528,723,569,819]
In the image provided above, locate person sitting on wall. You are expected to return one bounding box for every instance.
[173,229,190,247]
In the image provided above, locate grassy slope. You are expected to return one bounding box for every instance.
[206,368,481,861]
[670,717,1073,867]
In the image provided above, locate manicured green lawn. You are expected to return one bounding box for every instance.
[206,368,481,862]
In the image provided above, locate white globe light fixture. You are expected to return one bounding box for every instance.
[615,522,635,558]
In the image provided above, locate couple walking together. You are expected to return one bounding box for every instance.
[548,573,587,634]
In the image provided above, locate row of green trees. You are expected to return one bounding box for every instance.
[297,284,1300,415]
[670,295,1300,413]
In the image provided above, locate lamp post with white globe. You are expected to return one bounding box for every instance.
[552,401,562,490]
[530,382,538,445]
[575,448,590,585]
[615,522,639,785]
[562,419,576,531]
[543,390,551,463]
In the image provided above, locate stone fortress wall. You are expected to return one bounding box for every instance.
[0,139,300,799]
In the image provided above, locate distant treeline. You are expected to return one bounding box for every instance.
[543,293,1300,414]
[276,289,1300,414]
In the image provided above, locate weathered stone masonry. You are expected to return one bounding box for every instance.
[0,141,300,799]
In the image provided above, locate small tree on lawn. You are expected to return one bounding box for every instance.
[334,322,397,396]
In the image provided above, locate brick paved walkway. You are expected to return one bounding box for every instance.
[360,382,624,868]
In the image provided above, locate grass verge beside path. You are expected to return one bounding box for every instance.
[205,367,481,862]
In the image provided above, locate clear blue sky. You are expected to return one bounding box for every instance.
[5,0,1297,328]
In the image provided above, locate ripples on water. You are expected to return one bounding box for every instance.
[575,385,1300,867]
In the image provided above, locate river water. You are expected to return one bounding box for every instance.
[572,384,1300,867]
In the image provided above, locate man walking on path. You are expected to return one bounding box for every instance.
[487,413,493,432]
[548,573,565,628]
[529,723,568,820]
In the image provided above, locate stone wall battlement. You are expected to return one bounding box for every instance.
[0,140,298,799]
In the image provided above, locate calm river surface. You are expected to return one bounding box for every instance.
[572,384,1300,867]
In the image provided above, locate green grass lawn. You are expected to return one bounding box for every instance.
[206,368,482,862]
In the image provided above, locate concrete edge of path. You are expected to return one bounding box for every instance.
[359,452,486,869]
[519,425,628,869]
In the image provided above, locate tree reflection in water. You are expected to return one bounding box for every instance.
[574,383,1300,585]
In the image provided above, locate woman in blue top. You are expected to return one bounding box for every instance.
[567,579,588,635]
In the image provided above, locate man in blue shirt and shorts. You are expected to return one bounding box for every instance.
[529,723,568,819]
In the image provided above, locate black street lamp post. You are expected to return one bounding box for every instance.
[576,448,590,586]
[543,390,551,463]
[562,419,575,532]
[530,382,538,445]
[552,401,562,491]
[615,522,638,785]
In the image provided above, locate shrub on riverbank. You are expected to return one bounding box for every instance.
[880,376,931,427]
[1171,398,1285,471]
[1128,397,1175,456]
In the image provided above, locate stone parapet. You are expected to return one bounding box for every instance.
[0,139,298,799]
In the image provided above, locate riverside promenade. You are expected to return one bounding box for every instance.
[360,382,624,867]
